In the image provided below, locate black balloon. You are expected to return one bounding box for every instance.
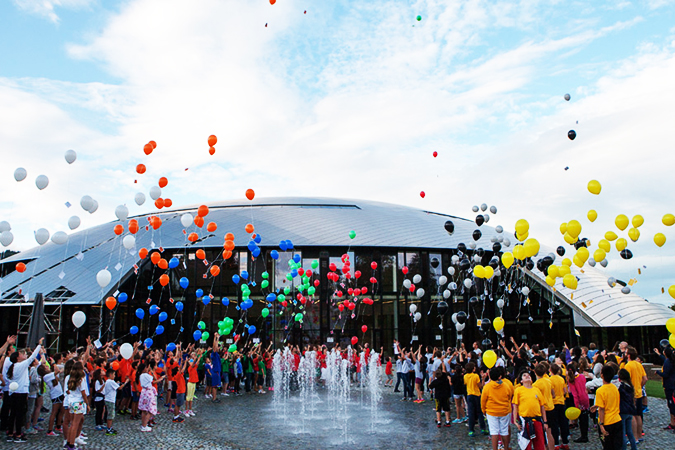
[568,130,576,140]
[469,296,479,304]
[482,338,492,348]
[456,311,467,324]
[556,246,565,257]
[472,230,482,241]
[430,257,440,269]
[492,242,502,253]
[525,259,534,271]
[476,248,485,257]
[660,339,670,348]
[480,318,491,331]
[489,257,499,269]
[457,243,467,253]
[444,220,455,235]
[475,215,484,226]
[620,249,633,260]
[437,301,449,316]
[574,238,589,250]
[459,258,471,271]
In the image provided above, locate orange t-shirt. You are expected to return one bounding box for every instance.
[166,359,178,382]
[188,363,199,383]
[130,370,140,392]
[176,373,186,394]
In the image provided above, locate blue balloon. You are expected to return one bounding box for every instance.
[247,241,257,251]
[270,250,279,260]
[158,312,168,322]
[149,305,159,315]
[167,343,176,352]
[266,293,277,302]
[293,254,301,263]
[241,299,253,310]
[222,297,230,306]
[118,292,128,303]
[196,289,204,298]
[135,308,145,320]
[241,271,249,280]
[175,301,184,311]
[179,277,189,289]
[130,326,139,335]
[155,325,164,335]
[202,296,210,306]
[279,241,288,251]
[232,274,240,284]
[248,325,256,335]
[286,240,294,250]
[157,361,164,368]
[144,338,153,348]
[169,257,180,269]
[193,330,202,341]
[251,248,261,258]
[254,234,262,244]
[291,269,298,278]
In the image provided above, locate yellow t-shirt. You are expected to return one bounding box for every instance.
[503,378,514,397]
[513,385,545,418]
[624,361,646,399]
[464,373,481,396]
[533,377,554,411]
[550,374,566,406]
[595,383,621,426]
[480,381,513,417]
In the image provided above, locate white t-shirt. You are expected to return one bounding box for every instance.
[94,380,105,401]
[65,376,87,404]
[43,373,64,400]
[140,372,153,390]
[104,379,120,403]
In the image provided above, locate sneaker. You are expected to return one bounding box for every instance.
[452,419,462,424]
[47,431,58,436]
[436,421,441,428]
[643,407,650,414]
[444,422,451,427]
[168,407,174,413]
[118,409,127,416]
[25,428,37,435]
[184,411,191,417]
[189,410,196,417]
[221,392,229,396]
[41,406,50,413]
[105,429,117,435]
[173,416,185,423]
[468,431,476,437]
[481,429,490,436]
[573,437,589,443]
[212,398,221,403]
[34,425,44,431]
[461,416,468,423]
[95,425,106,431]
[75,437,86,445]
[131,414,140,420]
[140,426,152,432]
[55,427,63,432]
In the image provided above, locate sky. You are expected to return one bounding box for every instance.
[1,0,675,307]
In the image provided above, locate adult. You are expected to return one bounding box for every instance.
[654,346,675,430]
[4,338,43,443]
[624,346,647,443]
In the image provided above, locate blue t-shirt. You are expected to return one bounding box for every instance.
[211,352,221,373]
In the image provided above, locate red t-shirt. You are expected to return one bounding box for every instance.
[166,359,178,382]
[265,356,273,369]
[130,370,139,392]
[253,357,260,373]
[188,363,199,383]
[176,373,186,394]
[119,359,131,383]
[385,361,393,375]
[293,354,300,371]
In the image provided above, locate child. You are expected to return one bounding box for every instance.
[103,368,128,435]
[533,363,555,448]
[204,356,214,400]
[617,369,638,450]
[185,350,202,416]
[39,363,64,436]
[385,357,393,387]
[549,364,570,449]
[481,367,513,450]
[130,360,141,420]
[64,361,89,450]
[24,358,41,435]
[451,364,467,423]
[594,365,622,449]
[464,362,487,437]
[172,361,186,422]
[512,370,547,450]
[429,368,452,427]
[567,364,590,443]
[92,368,107,431]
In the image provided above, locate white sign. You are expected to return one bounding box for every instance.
[252,338,260,344]
[412,335,419,341]
[226,339,233,344]
[327,337,334,343]
[435,335,441,340]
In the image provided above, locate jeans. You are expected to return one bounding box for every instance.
[394,373,403,392]
[402,373,413,398]
[467,394,485,432]
[94,400,106,426]
[8,393,28,436]
[550,403,569,444]
[245,373,253,392]
[621,414,637,450]
[579,409,589,439]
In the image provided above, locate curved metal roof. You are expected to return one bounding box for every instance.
[1,196,673,327]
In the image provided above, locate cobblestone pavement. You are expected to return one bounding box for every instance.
[7,386,675,450]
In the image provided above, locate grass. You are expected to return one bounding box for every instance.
[645,379,665,399]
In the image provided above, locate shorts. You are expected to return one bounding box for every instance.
[70,401,87,415]
[386,373,393,381]
[453,394,465,400]
[176,393,185,407]
[415,378,423,385]
[205,376,212,387]
[186,382,197,402]
[105,401,116,420]
[222,372,229,384]
[132,391,140,402]
[435,397,451,413]
[170,382,178,399]
[51,395,65,404]
[487,414,511,436]
[635,397,644,418]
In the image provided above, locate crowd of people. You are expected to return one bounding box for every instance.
[0,331,674,450]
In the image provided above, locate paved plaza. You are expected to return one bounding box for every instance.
[8,387,675,450]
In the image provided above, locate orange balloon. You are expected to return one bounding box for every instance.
[208,135,217,146]
[208,147,215,156]
[196,249,206,260]
[105,296,117,310]
[270,0,276,4]
[151,216,162,230]
[158,258,168,270]
[245,189,255,201]
[197,205,209,217]
[155,198,164,209]
[159,274,170,286]
[136,164,146,174]
[224,240,235,251]
[139,248,148,259]
[222,250,232,260]
[149,140,157,149]
[245,223,254,233]
[163,198,172,208]
[158,177,168,188]
[16,262,26,273]
[114,224,124,235]
[111,361,120,371]
[150,251,161,265]
[210,265,220,276]
[224,233,234,241]
[188,232,199,242]
[128,219,139,234]
[194,216,204,228]
[207,222,217,232]
[143,143,153,155]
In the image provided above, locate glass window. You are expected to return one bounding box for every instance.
[380,254,397,292]
[274,251,301,290]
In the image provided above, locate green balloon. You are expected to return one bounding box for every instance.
[217,321,224,328]
[298,285,305,292]
[261,280,269,289]
[349,230,356,239]
[262,308,270,318]
[198,321,206,330]
[224,317,234,326]
[311,260,318,269]
[416,15,421,21]
[222,327,232,335]
[277,294,286,302]
[202,331,210,341]
[286,273,293,281]
[301,275,309,283]
[308,286,316,296]
[262,271,269,279]
[284,287,291,295]
[228,344,237,353]
[295,313,303,322]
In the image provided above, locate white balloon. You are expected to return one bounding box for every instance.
[494,269,501,277]
[115,205,129,221]
[443,289,451,299]
[449,282,457,290]
[483,214,490,223]
[447,266,456,275]
[409,304,417,314]
[68,216,81,230]
[416,288,425,299]
[490,206,497,214]
[480,203,487,212]
[587,258,596,267]
[456,323,465,332]
[438,275,448,285]
[464,279,472,289]
[72,310,86,328]
[0,231,13,247]
[451,313,458,323]
[64,149,77,164]
[607,277,617,288]
[88,199,98,214]
[96,269,112,288]
[450,255,459,265]
[473,255,481,263]
[9,382,19,392]
[180,213,194,228]
[412,274,422,284]
[122,235,136,250]
[51,231,68,245]
[149,186,161,200]
[403,279,412,289]
[35,228,50,245]
[522,287,530,296]
[0,221,10,232]
[497,298,505,309]
[472,205,479,212]
[468,242,476,249]
[503,238,511,247]
[497,235,504,243]
[80,195,94,211]
[134,192,146,206]
[14,167,27,182]
[35,175,49,190]
[120,343,133,360]
[495,225,503,233]
[599,259,608,268]
[621,286,630,294]
[491,236,498,243]
[414,312,422,322]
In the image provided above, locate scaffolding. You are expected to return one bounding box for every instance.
[15,286,75,351]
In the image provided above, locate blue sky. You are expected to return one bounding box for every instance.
[1,0,675,309]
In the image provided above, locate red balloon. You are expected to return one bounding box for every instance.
[370,276,377,284]
[361,325,368,333]
[402,266,409,275]
[139,248,148,259]
[208,135,217,146]
[154,198,164,209]
[344,272,351,279]
[149,140,157,149]
[347,288,354,295]
[305,269,313,277]
[420,191,425,198]
[159,274,169,286]
[106,296,117,310]
[128,219,139,234]
[433,151,438,157]
[329,263,337,272]
[314,279,320,287]
[300,297,306,305]
[198,205,209,217]
[354,270,361,279]
[143,143,153,155]
[338,304,344,312]
[298,268,304,276]
[164,198,173,208]
[245,189,255,201]
[363,298,374,305]
[136,164,146,174]
[210,265,220,276]
[370,261,377,270]
[347,302,355,310]
[16,262,26,273]
[208,146,216,155]
[336,291,343,298]
[354,288,361,296]
[113,224,124,235]
[158,177,168,188]
[409,284,416,293]
[361,287,368,294]
[112,361,120,371]
[351,336,358,345]
[281,300,287,307]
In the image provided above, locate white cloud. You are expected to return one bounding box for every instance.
[12,0,95,23]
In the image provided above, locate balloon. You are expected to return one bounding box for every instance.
[149,186,161,201]
[149,305,159,315]
[175,301,184,311]
[621,286,631,294]
[472,229,482,241]
[493,317,504,332]
[416,15,422,21]
[34,228,49,245]
[105,297,117,310]
[80,195,94,211]
[515,219,529,236]
[632,215,644,228]
[566,407,581,420]
[670,334,675,348]
[122,235,136,250]
[587,210,597,222]
[0,221,10,233]
[563,274,578,290]
[416,288,425,298]
[35,175,49,190]
[463,278,472,289]
[593,249,606,262]
[115,205,129,221]
[438,275,448,285]
[14,167,27,182]
[414,312,422,322]
[456,323,465,332]
[196,289,204,298]
[502,252,514,269]
[244,188,255,201]
[567,220,581,238]
[50,231,67,245]
[587,180,601,195]
[155,325,164,335]
[663,214,675,226]
[523,238,540,258]
[666,317,675,333]
[72,311,86,328]
[513,245,525,261]
[437,301,448,315]
[159,274,170,286]
[522,287,530,296]
[497,298,505,309]
[564,93,571,101]
[135,308,144,319]
[141,338,152,348]
[348,230,356,240]
[420,191,425,198]
[88,199,99,214]
[444,221,455,235]
[120,343,133,359]
[475,215,484,226]
[628,228,640,242]
[620,249,633,260]
[409,304,417,314]
[134,192,146,206]
[654,233,666,247]
[64,149,77,164]
[130,326,139,335]
[614,214,629,231]
[568,130,576,140]
[412,274,422,284]
[96,269,112,288]
[473,265,485,279]
[456,311,467,324]
[483,350,497,368]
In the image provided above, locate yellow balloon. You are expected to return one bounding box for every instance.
[598,239,610,253]
[566,407,581,420]
[654,233,666,247]
[516,231,529,242]
[483,350,497,368]
[513,245,526,261]
[604,231,617,241]
[545,276,556,286]
[564,232,578,244]
[473,265,485,279]
[669,286,675,300]
[567,220,582,238]
[493,318,504,332]
[561,258,572,267]
[563,273,578,289]
[628,227,640,242]
[560,222,568,235]
[573,255,584,268]
[558,264,571,276]
[515,219,529,236]
[484,266,494,279]
[548,265,559,278]
[587,180,601,195]
[523,238,540,258]
[615,238,627,251]
[670,334,675,349]
[593,248,606,262]
[576,247,589,263]
[632,215,644,228]
[587,210,597,222]
[667,317,675,333]
[663,214,675,226]
[615,214,629,231]
[501,252,514,269]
